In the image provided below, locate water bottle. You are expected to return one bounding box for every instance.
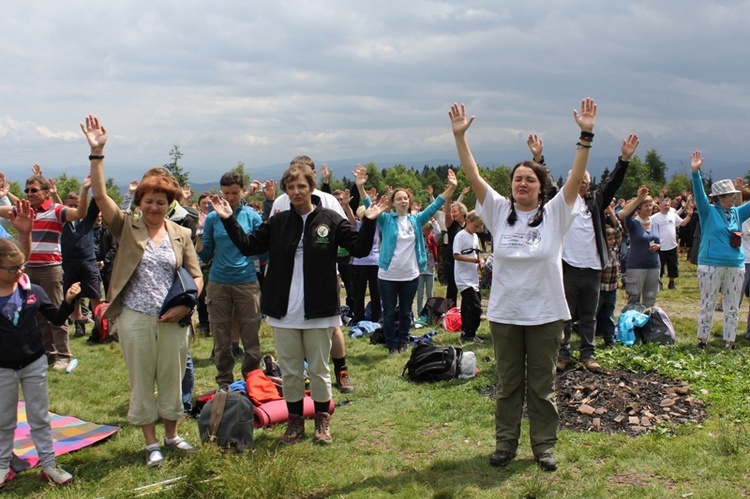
[65,359,79,374]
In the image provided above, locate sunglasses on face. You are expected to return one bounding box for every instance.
[0,263,26,274]
[24,188,45,194]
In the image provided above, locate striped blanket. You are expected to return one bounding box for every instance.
[13,402,119,470]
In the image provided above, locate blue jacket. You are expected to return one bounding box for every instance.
[368,196,445,272]
[692,171,750,268]
[198,207,264,284]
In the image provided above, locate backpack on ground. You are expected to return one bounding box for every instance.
[198,389,254,452]
[89,302,117,343]
[634,306,676,345]
[441,307,462,333]
[402,340,463,382]
[420,297,455,324]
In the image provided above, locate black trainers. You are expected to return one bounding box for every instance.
[490,450,516,467]
[534,451,558,471]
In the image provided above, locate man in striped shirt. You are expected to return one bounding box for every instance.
[0,174,89,370]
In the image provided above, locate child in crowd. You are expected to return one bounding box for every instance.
[595,217,622,346]
[417,219,441,319]
[0,238,81,487]
[453,211,484,343]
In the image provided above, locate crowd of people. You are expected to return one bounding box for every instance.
[0,102,747,487]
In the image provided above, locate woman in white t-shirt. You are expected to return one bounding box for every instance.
[449,98,597,472]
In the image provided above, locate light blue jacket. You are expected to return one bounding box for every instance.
[692,171,750,268]
[365,196,445,272]
[198,207,265,284]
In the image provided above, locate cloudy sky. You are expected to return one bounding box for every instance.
[1,1,749,185]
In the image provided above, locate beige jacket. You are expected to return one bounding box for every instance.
[105,209,201,318]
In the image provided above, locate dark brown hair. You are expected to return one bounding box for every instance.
[507,160,549,227]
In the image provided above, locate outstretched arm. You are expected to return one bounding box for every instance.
[449,103,489,204]
[617,186,649,220]
[80,115,120,226]
[560,98,596,208]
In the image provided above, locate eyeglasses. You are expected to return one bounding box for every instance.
[0,263,26,274]
[24,188,46,194]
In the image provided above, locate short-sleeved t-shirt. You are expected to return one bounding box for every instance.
[453,229,480,292]
[476,189,580,325]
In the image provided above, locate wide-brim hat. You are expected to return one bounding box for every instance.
[710,179,740,197]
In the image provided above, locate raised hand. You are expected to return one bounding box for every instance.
[320,164,331,183]
[427,185,433,196]
[446,168,458,188]
[209,195,233,219]
[637,185,650,199]
[9,199,33,236]
[342,189,352,205]
[449,103,475,136]
[734,177,744,192]
[573,97,597,132]
[128,180,139,193]
[363,196,390,220]
[82,174,92,191]
[48,178,57,196]
[461,185,471,195]
[31,164,43,177]
[621,134,639,161]
[691,151,703,172]
[247,180,262,196]
[0,173,8,198]
[65,282,82,304]
[80,115,107,152]
[262,180,276,200]
[182,184,192,201]
[527,134,544,160]
[353,164,368,187]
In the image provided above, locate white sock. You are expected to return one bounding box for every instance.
[146,443,160,451]
[164,435,180,444]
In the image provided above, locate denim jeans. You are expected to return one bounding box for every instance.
[378,277,419,350]
[182,352,194,413]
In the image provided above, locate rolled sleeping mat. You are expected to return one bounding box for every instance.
[253,396,335,428]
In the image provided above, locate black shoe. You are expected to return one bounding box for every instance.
[73,320,86,338]
[490,450,516,467]
[697,340,707,350]
[460,335,484,344]
[668,281,676,290]
[534,451,558,471]
[232,346,243,359]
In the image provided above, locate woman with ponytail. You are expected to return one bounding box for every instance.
[449,98,597,472]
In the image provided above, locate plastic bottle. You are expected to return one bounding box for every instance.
[65,359,79,374]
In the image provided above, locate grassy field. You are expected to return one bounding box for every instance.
[6,258,750,498]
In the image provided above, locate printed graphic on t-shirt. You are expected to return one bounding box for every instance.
[498,228,542,248]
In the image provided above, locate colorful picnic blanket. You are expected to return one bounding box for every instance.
[13,402,119,470]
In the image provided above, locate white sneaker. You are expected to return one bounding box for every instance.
[41,465,73,485]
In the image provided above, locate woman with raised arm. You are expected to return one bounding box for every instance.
[690,151,750,350]
[616,185,660,308]
[80,116,203,468]
[355,167,457,354]
[211,164,387,446]
[449,98,596,472]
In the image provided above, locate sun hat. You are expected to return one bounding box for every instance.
[709,179,740,198]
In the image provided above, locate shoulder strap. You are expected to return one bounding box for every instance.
[209,390,229,437]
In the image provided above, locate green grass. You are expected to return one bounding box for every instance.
[7,259,750,497]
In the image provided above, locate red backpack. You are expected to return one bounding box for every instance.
[89,302,116,343]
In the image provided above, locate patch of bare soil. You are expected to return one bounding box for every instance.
[557,368,706,435]
[484,368,707,436]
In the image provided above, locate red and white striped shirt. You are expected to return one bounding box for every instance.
[28,198,68,267]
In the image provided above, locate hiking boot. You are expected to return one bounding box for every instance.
[73,320,87,338]
[668,281,676,290]
[0,468,15,488]
[555,357,569,372]
[489,450,516,467]
[335,367,354,393]
[41,465,73,485]
[145,447,164,468]
[697,340,708,350]
[279,414,305,445]
[725,341,737,350]
[534,451,558,472]
[313,412,332,445]
[163,436,196,452]
[582,358,603,373]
